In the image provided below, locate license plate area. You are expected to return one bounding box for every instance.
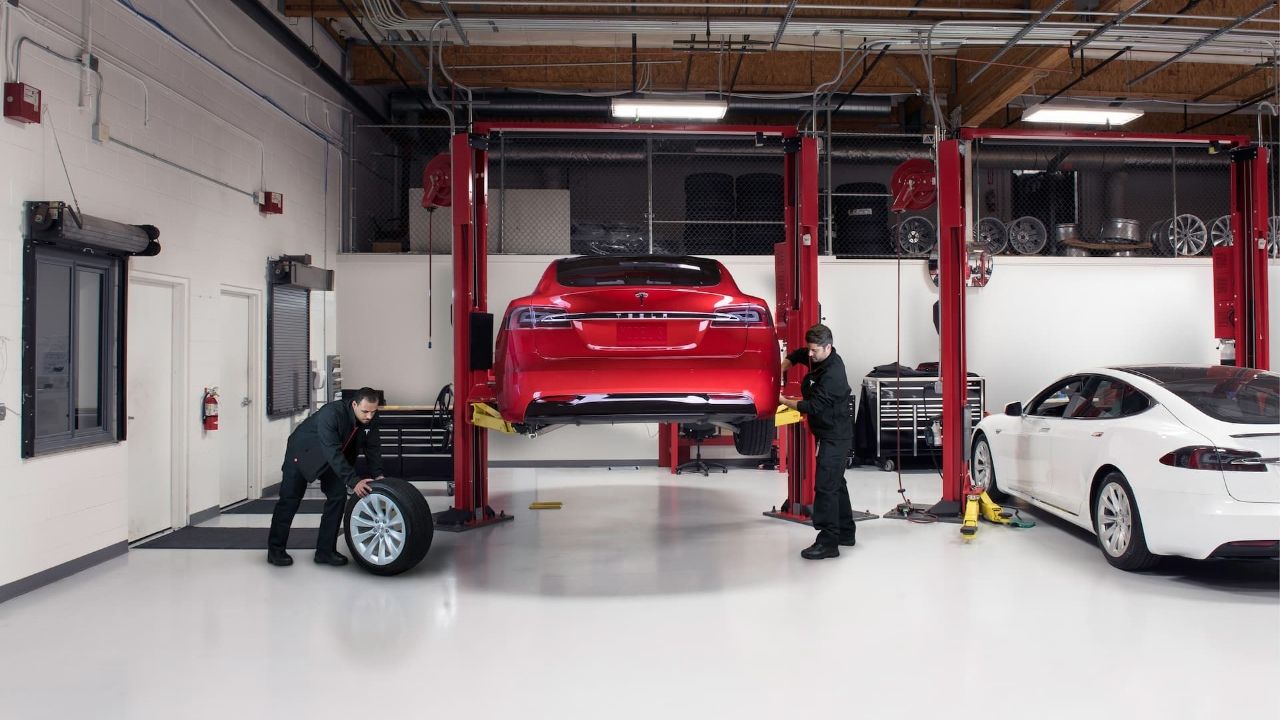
[617,322,667,345]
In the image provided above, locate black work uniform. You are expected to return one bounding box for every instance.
[787,347,855,546]
[267,399,383,555]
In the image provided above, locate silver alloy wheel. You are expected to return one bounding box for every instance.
[349,493,407,566]
[1097,483,1134,557]
[972,440,993,491]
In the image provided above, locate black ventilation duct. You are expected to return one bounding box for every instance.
[24,201,160,256]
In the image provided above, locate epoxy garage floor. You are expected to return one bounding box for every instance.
[0,467,1276,719]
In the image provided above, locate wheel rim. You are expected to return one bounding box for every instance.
[1268,216,1280,259]
[1007,217,1046,255]
[972,440,993,490]
[350,493,407,565]
[975,217,1008,254]
[1170,214,1207,256]
[897,217,936,256]
[1210,215,1232,247]
[1097,483,1134,557]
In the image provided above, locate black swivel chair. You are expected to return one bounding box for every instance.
[676,422,728,476]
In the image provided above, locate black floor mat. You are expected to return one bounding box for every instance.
[221,499,327,515]
[134,527,322,550]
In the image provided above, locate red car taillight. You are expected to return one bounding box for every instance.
[509,306,570,329]
[1158,446,1267,472]
[711,304,770,327]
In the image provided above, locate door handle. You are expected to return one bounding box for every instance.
[241,398,251,407]
[1038,427,1051,433]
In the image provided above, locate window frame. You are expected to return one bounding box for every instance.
[22,243,124,457]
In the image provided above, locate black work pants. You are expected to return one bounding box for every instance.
[813,437,855,546]
[267,464,347,555]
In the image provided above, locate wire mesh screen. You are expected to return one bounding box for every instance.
[826,133,936,257]
[967,141,1235,258]
[347,126,1269,259]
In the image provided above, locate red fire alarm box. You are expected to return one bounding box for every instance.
[4,83,41,124]
[257,191,283,214]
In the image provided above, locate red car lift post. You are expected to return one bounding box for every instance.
[436,131,512,530]
[441,122,822,529]
[932,129,1271,512]
[764,135,822,524]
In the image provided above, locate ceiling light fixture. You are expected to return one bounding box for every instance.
[1022,103,1144,126]
[610,98,728,120]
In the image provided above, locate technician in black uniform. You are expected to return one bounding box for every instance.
[267,387,384,567]
[779,324,856,560]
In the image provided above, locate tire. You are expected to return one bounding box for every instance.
[970,434,1007,502]
[733,417,775,456]
[1092,472,1159,572]
[344,477,433,576]
[880,458,895,472]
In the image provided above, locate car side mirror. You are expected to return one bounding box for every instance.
[1004,401,1023,417]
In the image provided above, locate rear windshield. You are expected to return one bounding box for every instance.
[556,256,721,287]
[1122,366,1279,424]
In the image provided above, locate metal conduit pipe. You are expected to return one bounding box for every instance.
[225,0,384,123]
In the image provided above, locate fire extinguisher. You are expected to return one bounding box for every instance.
[202,387,220,431]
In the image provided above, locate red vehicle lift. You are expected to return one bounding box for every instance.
[931,128,1271,512]
[437,122,823,531]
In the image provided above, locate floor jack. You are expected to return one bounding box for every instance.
[961,484,1035,540]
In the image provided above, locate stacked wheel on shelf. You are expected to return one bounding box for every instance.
[972,217,1008,254]
[1208,214,1280,259]
[1005,216,1048,255]
[1149,214,1208,256]
[894,216,936,256]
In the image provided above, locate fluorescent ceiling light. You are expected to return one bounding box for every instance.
[1022,103,1143,126]
[610,98,728,120]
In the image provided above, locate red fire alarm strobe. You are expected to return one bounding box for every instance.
[257,191,283,214]
[3,83,41,124]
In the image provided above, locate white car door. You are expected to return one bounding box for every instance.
[1048,376,1152,515]
[1011,376,1090,499]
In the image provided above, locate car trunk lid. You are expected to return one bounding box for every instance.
[533,288,749,360]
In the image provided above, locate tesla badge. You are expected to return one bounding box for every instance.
[635,291,648,306]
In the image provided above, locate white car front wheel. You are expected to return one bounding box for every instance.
[1093,472,1159,572]
[970,435,1006,501]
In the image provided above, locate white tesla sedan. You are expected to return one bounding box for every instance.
[970,365,1279,571]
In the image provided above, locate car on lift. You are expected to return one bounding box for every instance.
[494,255,780,454]
[970,365,1279,571]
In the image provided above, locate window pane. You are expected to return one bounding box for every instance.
[1028,377,1088,418]
[75,269,104,430]
[34,262,72,437]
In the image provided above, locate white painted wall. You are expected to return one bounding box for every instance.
[337,253,1280,461]
[0,0,347,588]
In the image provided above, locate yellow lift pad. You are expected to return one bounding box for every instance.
[471,402,516,433]
[775,404,802,427]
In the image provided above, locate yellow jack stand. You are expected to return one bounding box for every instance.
[961,490,1032,540]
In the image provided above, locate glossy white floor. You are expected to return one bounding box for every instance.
[1,466,1276,720]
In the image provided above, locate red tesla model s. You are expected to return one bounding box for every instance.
[494,255,780,449]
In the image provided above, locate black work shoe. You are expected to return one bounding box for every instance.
[801,542,839,560]
[267,550,294,567]
[838,534,857,547]
[314,552,349,566]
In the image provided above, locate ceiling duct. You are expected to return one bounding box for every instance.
[388,90,894,121]
[24,201,161,256]
[477,141,1229,171]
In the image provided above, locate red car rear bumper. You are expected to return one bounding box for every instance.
[497,354,778,424]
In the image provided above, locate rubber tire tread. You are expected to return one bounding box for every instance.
[344,477,434,576]
[1093,472,1159,572]
[733,417,775,456]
